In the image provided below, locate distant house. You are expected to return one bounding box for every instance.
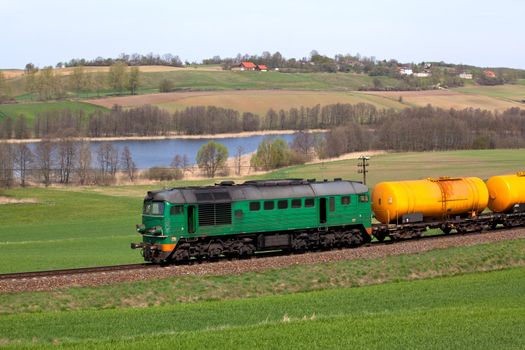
[484,70,496,78]
[256,64,268,72]
[398,67,413,76]
[414,72,431,78]
[231,61,257,71]
[459,73,473,80]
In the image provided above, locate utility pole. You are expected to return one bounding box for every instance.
[357,155,370,185]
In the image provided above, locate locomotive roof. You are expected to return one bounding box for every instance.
[145,179,369,204]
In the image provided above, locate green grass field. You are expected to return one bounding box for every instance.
[0,188,140,273]
[260,149,525,186]
[1,265,524,349]
[138,70,402,91]
[454,83,525,103]
[0,101,107,122]
[1,149,524,273]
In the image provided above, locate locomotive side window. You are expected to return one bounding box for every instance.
[305,198,315,207]
[170,205,183,215]
[250,202,260,211]
[264,201,275,210]
[143,201,164,215]
[278,200,288,209]
[329,197,335,212]
[359,194,369,203]
[341,196,350,205]
[291,199,302,208]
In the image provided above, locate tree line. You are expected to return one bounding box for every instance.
[59,53,183,68]
[1,103,383,139]
[0,139,138,188]
[20,63,142,101]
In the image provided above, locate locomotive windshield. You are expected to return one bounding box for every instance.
[143,201,164,216]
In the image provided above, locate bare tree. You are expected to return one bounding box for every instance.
[34,140,55,186]
[120,146,136,181]
[290,132,314,160]
[171,154,191,175]
[56,131,78,184]
[14,143,34,187]
[14,116,30,139]
[77,141,92,185]
[108,62,128,95]
[0,143,14,188]
[234,145,244,175]
[69,65,86,97]
[96,142,119,184]
[0,117,13,139]
[128,67,140,95]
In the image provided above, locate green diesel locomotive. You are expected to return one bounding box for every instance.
[131,179,372,263]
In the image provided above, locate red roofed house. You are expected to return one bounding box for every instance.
[256,64,268,72]
[232,61,257,71]
[484,70,496,78]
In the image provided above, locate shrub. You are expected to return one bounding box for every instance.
[143,167,183,181]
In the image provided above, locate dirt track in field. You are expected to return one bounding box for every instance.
[1,228,525,294]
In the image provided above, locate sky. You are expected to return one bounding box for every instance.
[2,0,524,69]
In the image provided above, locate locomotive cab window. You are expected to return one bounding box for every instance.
[291,199,301,208]
[250,202,260,211]
[278,200,288,209]
[305,198,315,207]
[143,201,164,216]
[341,196,351,205]
[359,194,369,203]
[264,201,275,210]
[170,205,183,215]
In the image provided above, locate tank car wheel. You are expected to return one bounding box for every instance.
[441,227,451,235]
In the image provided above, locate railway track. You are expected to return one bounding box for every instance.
[0,226,517,281]
[0,263,155,281]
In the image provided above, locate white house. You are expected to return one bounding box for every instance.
[459,73,473,79]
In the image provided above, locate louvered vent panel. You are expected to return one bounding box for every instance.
[198,203,232,226]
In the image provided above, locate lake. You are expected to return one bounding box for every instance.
[55,133,305,169]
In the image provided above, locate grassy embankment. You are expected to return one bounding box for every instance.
[0,149,524,273]
[0,262,524,349]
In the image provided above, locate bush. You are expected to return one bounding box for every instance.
[143,167,183,181]
[159,79,175,92]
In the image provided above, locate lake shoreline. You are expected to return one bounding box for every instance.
[0,129,326,144]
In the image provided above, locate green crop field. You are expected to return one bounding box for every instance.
[1,263,524,349]
[454,83,525,103]
[1,149,524,273]
[0,101,107,122]
[138,70,402,91]
[0,188,141,273]
[260,149,525,186]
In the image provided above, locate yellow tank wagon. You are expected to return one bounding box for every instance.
[372,177,488,224]
[372,177,490,240]
[487,172,525,213]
